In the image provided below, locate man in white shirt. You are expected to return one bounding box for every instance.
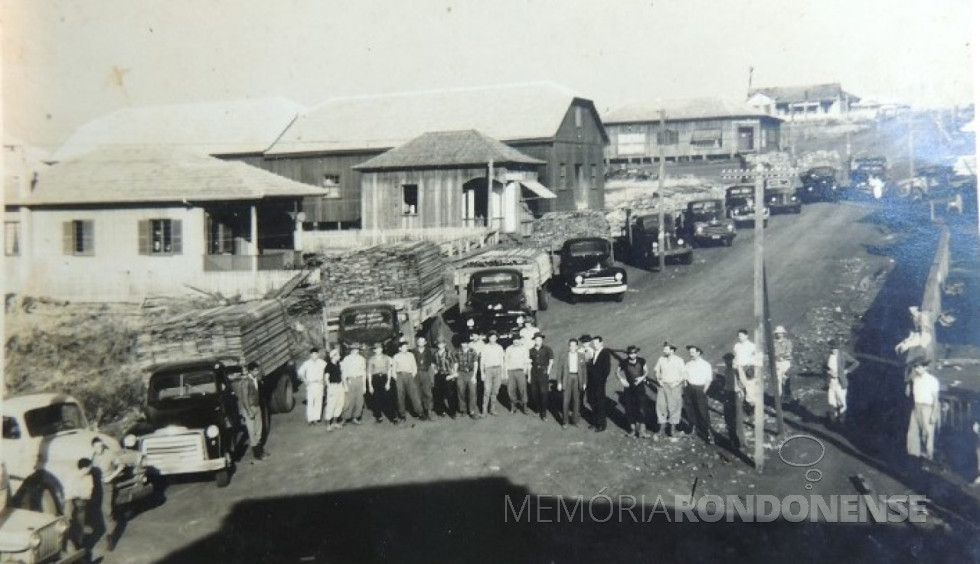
[684,345,714,444]
[298,348,327,425]
[504,338,532,414]
[341,343,369,424]
[480,332,506,416]
[732,329,759,407]
[827,340,860,426]
[653,342,686,438]
[906,360,940,461]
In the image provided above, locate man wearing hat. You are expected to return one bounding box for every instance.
[528,333,555,420]
[773,325,795,405]
[617,345,649,438]
[654,342,686,438]
[341,343,368,425]
[826,339,860,426]
[906,360,940,461]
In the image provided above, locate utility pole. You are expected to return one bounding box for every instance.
[907,111,915,181]
[721,165,797,472]
[657,110,667,271]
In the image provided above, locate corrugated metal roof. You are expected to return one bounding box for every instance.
[603,97,778,124]
[353,130,544,170]
[25,146,326,206]
[51,97,304,162]
[267,82,601,155]
[748,83,860,104]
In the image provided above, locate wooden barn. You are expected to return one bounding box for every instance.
[352,130,551,233]
[261,82,608,229]
[603,98,783,164]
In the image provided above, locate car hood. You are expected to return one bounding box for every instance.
[0,508,61,552]
[30,429,122,466]
[563,254,611,272]
[145,395,225,430]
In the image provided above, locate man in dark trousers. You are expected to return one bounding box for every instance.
[528,333,554,421]
[413,335,435,420]
[617,345,649,438]
[558,338,588,428]
[586,335,613,432]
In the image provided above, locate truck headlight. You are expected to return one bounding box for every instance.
[516,315,525,324]
[466,318,475,328]
[29,531,41,549]
[677,238,685,246]
[206,425,219,439]
[651,242,658,249]
[614,272,623,281]
[696,226,704,234]
[791,196,798,201]
[726,224,734,232]
[123,434,137,448]
[55,518,69,536]
[493,304,502,310]
[574,275,584,285]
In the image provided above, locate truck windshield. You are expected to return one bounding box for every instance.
[23,403,87,437]
[473,272,521,292]
[688,202,723,221]
[341,310,393,330]
[150,370,219,401]
[567,240,609,256]
[810,167,836,177]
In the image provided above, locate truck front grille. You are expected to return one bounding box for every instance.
[141,432,206,468]
[702,225,730,237]
[580,276,618,287]
[35,519,62,561]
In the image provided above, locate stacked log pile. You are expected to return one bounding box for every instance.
[520,211,612,251]
[135,299,293,372]
[319,241,444,310]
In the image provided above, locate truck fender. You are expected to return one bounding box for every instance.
[11,470,64,516]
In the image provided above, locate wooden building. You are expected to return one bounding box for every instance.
[261,83,608,228]
[747,83,860,121]
[353,130,551,233]
[603,98,783,164]
[11,147,322,302]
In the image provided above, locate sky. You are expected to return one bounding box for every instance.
[2,0,975,151]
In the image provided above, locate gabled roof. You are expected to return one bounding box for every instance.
[603,98,779,124]
[51,97,304,162]
[25,146,325,206]
[266,82,605,155]
[748,83,860,104]
[354,130,544,171]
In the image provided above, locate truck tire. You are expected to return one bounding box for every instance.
[614,293,625,303]
[215,469,231,488]
[681,252,693,265]
[724,237,734,247]
[537,288,549,311]
[270,374,295,414]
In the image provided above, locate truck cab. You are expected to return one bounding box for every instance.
[629,215,693,267]
[681,199,736,247]
[560,237,628,303]
[801,167,840,203]
[461,269,534,341]
[338,304,407,353]
[3,394,152,517]
[125,360,244,488]
[764,177,803,214]
[725,185,770,226]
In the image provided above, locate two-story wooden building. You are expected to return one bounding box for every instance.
[747,83,860,121]
[603,98,783,164]
[261,82,608,229]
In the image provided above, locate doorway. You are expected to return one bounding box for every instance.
[738,127,755,151]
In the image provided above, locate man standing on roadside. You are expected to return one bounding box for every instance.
[684,345,714,444]
[773,326,794,405]
[298,348,327,426]
[558,338,587,428]
[827,339,860,426]
[392,341,421,422]
[433,339,458,418]
[907,360,940,461]
[233,361,266,459]
[654,343,686,438]
[587,335,613,432]
[733,329,759,409]
[528,333,555,420]
[340,344,368,425]
[505,336,531,414]
[617,345,649,438]
[413,336,435,420]
[480,332,506,416]
[456,338,480,419]
[366,343,393,423]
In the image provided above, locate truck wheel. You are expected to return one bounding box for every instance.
[537,288,549,311]
[681,252,693,265]
[614,293,625,303]
[215,469,231,488]
[793,205,802,214]
[724,238,734,247]
[15,473,63,515]
[568,293,578,304]
[270,374,295,414]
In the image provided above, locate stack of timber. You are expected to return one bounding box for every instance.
[521,210,612,252]
[320,241,444,311]
[135,299,293,373]
[453,247,553,288]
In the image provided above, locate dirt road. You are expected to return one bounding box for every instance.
[104,201,972,563]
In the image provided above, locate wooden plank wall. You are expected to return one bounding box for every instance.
[360,167,488,230]
[604,117,783,162]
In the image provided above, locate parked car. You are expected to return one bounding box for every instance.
[0,464,80,563]
[680,199,736,247]
[764,177,802,214]
[559,237,627,303]
[629,214,693,265]
[725,185,770,227]
[125,359,250,488]
[2,394,153,518]
[800,166,840,202]
[458,268,538,341]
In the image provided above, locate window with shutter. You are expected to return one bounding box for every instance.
[64,220,95,256]
[138,220,150,255]
[145,219,179,255]
[171,219,183,254]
